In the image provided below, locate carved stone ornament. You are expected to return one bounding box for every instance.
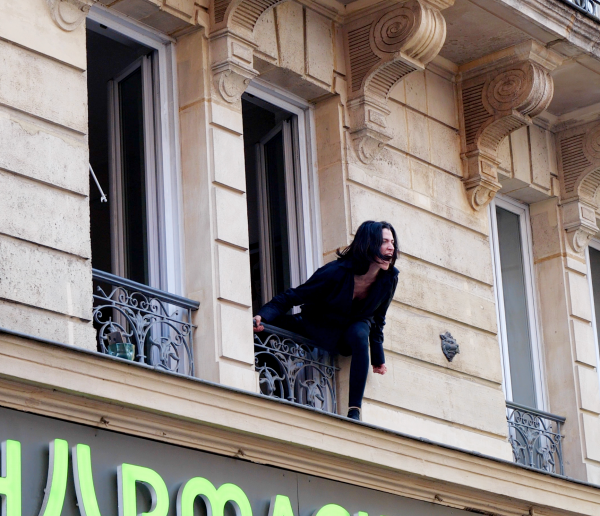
[343,0,452,164]
[556,121,600,253]
[458,41,560,211]
[214,68,252,104]
[46,0,95,31]
[440,332,459,362]
[209,30,258,105]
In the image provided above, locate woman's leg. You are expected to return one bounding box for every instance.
[342,321,371,409]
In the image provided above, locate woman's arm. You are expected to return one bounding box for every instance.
[369,275,398,366]
[256,261,338,324]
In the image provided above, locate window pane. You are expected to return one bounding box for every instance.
[589,247,600,356]
[264,131,291,296]
[120,67,149,285]
[496,206,537,408]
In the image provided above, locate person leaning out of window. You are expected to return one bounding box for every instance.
[253,220,399,421]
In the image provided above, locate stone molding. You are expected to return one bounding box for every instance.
[209,29,258,105]
[46,0,95,31]
[209,0,287,105]
[342,0,451,164]
[457,41,560,211]
[1,333,600,516]
[556,121,600,253]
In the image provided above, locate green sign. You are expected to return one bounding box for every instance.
[0,440,373,516]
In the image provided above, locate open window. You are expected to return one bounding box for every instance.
[585,240,600,394]
[242,87,316,314]
[86,10,182,292]
[490,195,545,409]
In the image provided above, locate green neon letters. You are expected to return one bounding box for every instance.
[268,495,294,516]
[0,440,21,516]
[176,477,252,516]
[0,438,378,516]
[118,463,169,516]
[73,444,102,516]
[38,439,68,516]
[314,504,350,516]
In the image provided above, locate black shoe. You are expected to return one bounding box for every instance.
[347,408,361,421]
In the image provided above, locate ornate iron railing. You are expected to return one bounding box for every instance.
[254,324,338,413]
[561,0,600,21]
[506,401,565,475]
[92,269,199,376]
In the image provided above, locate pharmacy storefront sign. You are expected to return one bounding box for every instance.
[0,407,462,516]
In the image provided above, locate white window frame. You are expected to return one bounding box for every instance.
[246,79,323,283]
[585,239,600,395]
[88,6,185,295]
[489,194,547,409]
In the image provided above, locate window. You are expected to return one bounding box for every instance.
[242,83,319,314]
[87,8,182,292]
[490,196,545,409]
[585,240,600,392]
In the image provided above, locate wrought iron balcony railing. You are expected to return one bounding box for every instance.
[92,269,199,376]
[254,324,338,413]
[561,0,600,21]
[506,401,565,475]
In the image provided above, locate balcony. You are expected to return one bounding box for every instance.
[92,270,338,412]
[561,0,600,20]
[254,323,338,413]
[92,269,199,375]
[506,401,565,475]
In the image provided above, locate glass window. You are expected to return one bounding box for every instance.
[491,197,543,409]
[242,94,306,314]
[87,20,163,288]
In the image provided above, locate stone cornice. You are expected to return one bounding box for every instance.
[0,332,599,516]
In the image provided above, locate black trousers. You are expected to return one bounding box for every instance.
[272,315,370,408]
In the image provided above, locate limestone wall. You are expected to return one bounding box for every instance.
[332,67,512,459]
[0,0,95,348]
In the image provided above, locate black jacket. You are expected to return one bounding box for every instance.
[257,259,399,366]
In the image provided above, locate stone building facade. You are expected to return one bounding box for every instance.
[2,0,600,513]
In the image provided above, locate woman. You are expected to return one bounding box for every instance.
[253,220,399,421]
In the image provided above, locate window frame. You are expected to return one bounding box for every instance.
[489,194,546,409]
[245,79,323,284]
[585,239,600,396]
[88,5,184,295]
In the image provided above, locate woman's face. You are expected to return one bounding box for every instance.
[377,228,395,270]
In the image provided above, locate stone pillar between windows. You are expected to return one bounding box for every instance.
[178,29,258,391]
[530,197,600,483]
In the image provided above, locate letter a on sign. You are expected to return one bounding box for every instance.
[268,495,294,516]
[38,440,69,516]
[73,444,102,516]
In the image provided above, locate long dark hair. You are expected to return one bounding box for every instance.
[336,221,399,275]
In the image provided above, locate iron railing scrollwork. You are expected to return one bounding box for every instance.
[506,401,565,475]
[92,269,199,376]
[254,324,338,413]
[561,0,600,21]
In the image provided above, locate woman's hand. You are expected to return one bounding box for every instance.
[372,364,387,375]
[253,315,264,332]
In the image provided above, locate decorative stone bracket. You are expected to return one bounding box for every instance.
[343,0,452,164]
[46,0,96,31]
[557,121,600,253]
[209,0,288,105]
[457,41,560,210]
[209,29,258,105]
